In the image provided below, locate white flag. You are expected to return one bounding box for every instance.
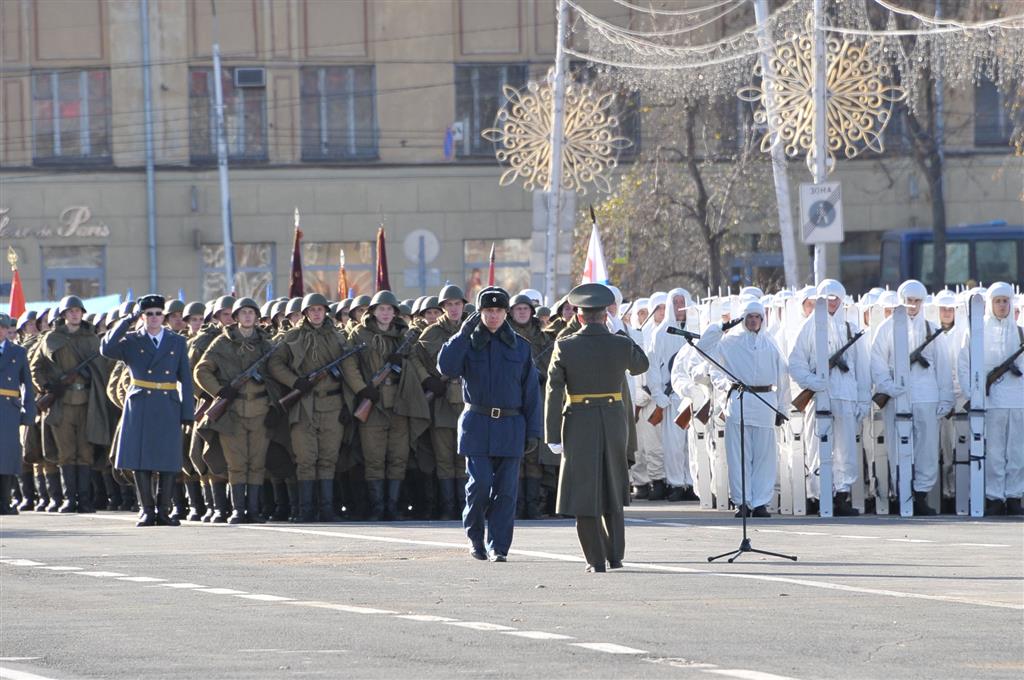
[581,223,608,285]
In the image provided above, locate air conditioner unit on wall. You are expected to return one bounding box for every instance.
[234,68,266,88]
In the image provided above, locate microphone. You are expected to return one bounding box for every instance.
[722,317,743,331]
[666,326,701,341]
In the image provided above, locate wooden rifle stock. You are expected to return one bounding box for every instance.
[203,342,282,423]
[35,351,100,413]
[694,399,711,425]
[674,402,692,430]
[872,393,890,409]
[278,344,367,411]
[791,330,866,411]
[353,329,420,423]
[647,405,664,426]
[791,388,814,413]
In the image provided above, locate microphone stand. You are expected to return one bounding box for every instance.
[682,332,798,564]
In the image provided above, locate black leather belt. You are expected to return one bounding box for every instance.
[321,388,344,397]
[243,391,268,400]
[468,404,522,419]
[730,384,773,393]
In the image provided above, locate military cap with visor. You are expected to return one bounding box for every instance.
[567,283,615,311]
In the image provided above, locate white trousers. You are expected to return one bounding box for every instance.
[631,401,665,485]
[984,408,1024,501]
[885,401,939,493]
[725,418,777,509]
[662,395,692,487]
[804,399,859,496]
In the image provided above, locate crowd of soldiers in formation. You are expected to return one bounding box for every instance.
[1,275,1021,524]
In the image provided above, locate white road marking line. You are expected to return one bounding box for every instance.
[234,594,294,602]
[951,542,1009,548]
[36,566,83,571]
[154,583,206,589]
[195,587,247,595]
[0,560,45,567]
[396,614,459,622]
[238,649,348,654]
[54,515,1024,611]
[0,659,41,663]
[73,571,126,578]
[503,631,575,641]
[444,621,515,632]
[704,669,801,680]
[834,535,876,539]
[571,643,648,655]
[643,658,719,669]
[0,667,61,680]
[886,538,934,543]
[117,576,166,583]
[289,601,397,615]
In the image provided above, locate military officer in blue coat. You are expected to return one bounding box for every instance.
[101,294,195,527]
[437,287,542,562]
[0,313,35,514]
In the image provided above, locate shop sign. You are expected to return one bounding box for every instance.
[0,206,111,239]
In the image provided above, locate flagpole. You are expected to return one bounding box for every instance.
[487,243,496,287]
[545,0,568,303]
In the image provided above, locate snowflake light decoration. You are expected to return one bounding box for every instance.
[482,80,632,195]
[738,15,907,173]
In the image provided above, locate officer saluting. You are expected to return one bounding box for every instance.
[0,313,35,514]
[545,284,649,573]
[101,294,195,527]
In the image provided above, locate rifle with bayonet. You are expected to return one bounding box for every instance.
[278,343,367,411]
[353,329,421,423]
[791,330,866,411]
[202,341,283,423]
[35,351,100,413]
[872,325,945,409]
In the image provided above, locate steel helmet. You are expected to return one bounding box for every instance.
[164,299,186,316]
[231,297,261,318]
[300,293,330,313]
[350,294,371,310]
[438,285,468,304]
[57,295,87,316]
[368,290,400,311]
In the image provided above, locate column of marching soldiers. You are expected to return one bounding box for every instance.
[1,275,1021,524]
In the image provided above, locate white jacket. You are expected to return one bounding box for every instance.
[956,313,1024,409]
[870,311,954,410]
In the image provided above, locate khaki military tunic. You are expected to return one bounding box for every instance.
[412,316,466,480]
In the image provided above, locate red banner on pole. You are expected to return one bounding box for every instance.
[375,226,391,292]
[289,209,304,298]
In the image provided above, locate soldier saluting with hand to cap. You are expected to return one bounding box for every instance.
[101,294,195,527]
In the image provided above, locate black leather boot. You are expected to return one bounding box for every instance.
[134,471,156,527]
[169,481,187,521]
[270,480,291,521]
[17,471,36,511]
[418,473,437,520]
[385,480,403,521]
[985,498,1006,516]
[525,477,545,519]
[295,480,316,523]
[76,465,95,513]
[34,472,50,512]
[437,478,457,521]
[155,473,180,526]
[913,491,937,516]
[210,481,230,524]
[201,482,215,522]
[44,473,62,512]
[365,480,385,522]
[317,479,338,522]
[118,481,136,512]
[0,475,16,514]
[632,483,650,500]
[227,483,247,524]
[246,484,266,523]
[285,479,300,522]
[835,491,860,516]
[101,470,120,511]
[184,481,205,521]
[58,465,78,513]
[649,479,667,501]
[666,485,686,502]
[1006,498,1023,516]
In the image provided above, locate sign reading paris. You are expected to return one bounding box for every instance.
[799,182,844,244]
[0,206,112,239]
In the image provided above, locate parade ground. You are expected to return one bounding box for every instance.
[1,505,1021,680]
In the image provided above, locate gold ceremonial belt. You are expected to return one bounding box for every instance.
[568,392,622,404]
[0,388,20,398]
[132,379,178,391]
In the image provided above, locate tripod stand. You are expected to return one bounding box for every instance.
[684,334,797,564]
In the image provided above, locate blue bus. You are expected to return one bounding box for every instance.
[880,222,1024,290]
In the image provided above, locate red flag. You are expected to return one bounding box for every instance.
[289,209,304,298]
[337,249,350,299]
[7,247,25,319]
[375,225,391,292]
[487,242,496,286]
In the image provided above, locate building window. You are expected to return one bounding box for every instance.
[882,101,912,155]
[300,66,378,161]
[189,68,268,162]
[455,63,528,158]
[839,231,885,296]
[201,242,275,301]
[974,76,1018,148]
[32,70,111,164]
[463,238,531,303]
[302,241,376,298]
[41,245,105,299]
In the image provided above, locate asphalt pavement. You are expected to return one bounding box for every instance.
[1,504,1022,680]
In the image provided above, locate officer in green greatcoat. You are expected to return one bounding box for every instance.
[545,284,649,573]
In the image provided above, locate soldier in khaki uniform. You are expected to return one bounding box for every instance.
[508,294,555,519]
[545,284,649,573]
[349,290,429,521]
[188,296,235,522]
[268,293,364,522]
[194,298,280,524]
[30,296,112,514]
[412,285,470,520]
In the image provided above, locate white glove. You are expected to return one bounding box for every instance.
[854,402,869,422]
[653,393,671,410]
[634,390,651,408]
[807,376,828,393]
[547,443,563,455]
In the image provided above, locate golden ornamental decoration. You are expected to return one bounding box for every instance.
[482,79,632,195]
[738,15,907,173]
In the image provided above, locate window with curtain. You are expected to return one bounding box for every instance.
[32,69,111,164]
